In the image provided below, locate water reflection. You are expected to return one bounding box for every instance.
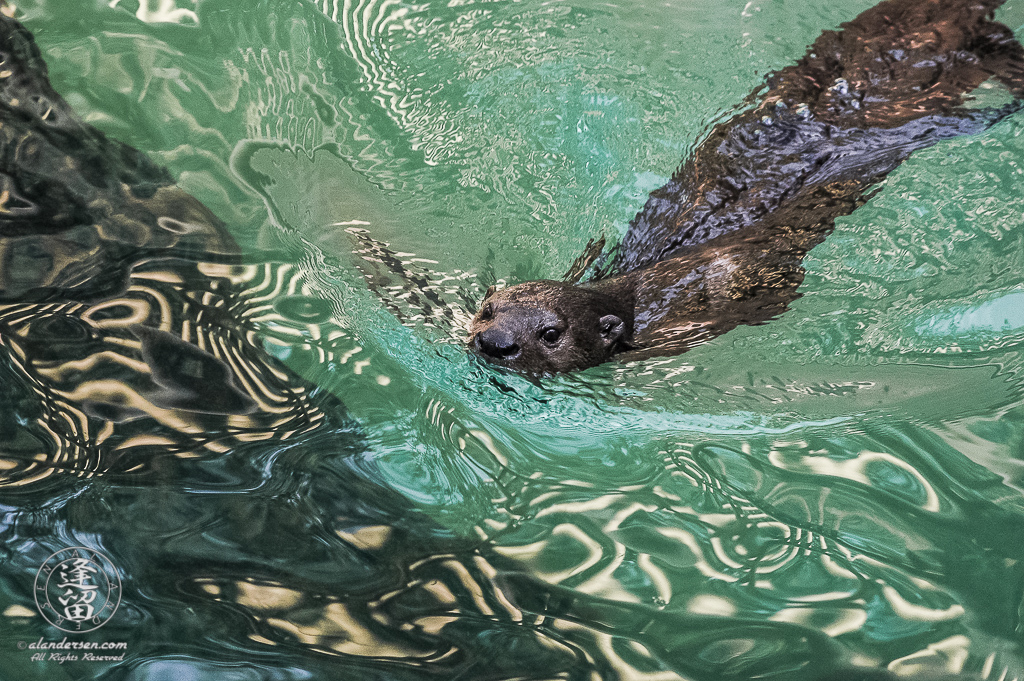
[0,6,862,679]
[482,420,1024,678]
[3,0,1024,680]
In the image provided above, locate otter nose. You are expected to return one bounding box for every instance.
[476,328,520,359]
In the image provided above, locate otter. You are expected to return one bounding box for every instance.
[469,0,1024,374]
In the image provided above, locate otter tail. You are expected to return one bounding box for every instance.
[978,20,1024,97]
[948,0,1024,97]
[603,0,1024,275]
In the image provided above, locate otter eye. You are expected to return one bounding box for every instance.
[540,327,561,344]
[478,303,493,321]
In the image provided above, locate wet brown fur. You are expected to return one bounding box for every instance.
[469,0,1024,374]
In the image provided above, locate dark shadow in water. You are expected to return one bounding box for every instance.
[0,7,858,680]
[0,2,1022,681]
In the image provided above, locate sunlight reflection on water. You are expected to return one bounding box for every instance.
[1,0,1024,679]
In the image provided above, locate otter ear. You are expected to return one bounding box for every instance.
[483,285,497,301]
[598,314,625,347]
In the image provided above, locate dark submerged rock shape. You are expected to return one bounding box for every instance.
[0,8,643,679]
[0,5,1016,679]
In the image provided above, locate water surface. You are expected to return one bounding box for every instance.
[3,0,1024,678]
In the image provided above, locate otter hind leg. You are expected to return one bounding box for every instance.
[983,29,1024,98]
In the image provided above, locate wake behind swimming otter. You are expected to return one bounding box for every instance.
[469,0,1024,374]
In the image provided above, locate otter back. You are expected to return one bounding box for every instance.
[469,0,1024,373]
[607,0,1024,276]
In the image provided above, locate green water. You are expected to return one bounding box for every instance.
[3,0,1024,678]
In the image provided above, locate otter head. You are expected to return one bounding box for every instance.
[468,280,632,374]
